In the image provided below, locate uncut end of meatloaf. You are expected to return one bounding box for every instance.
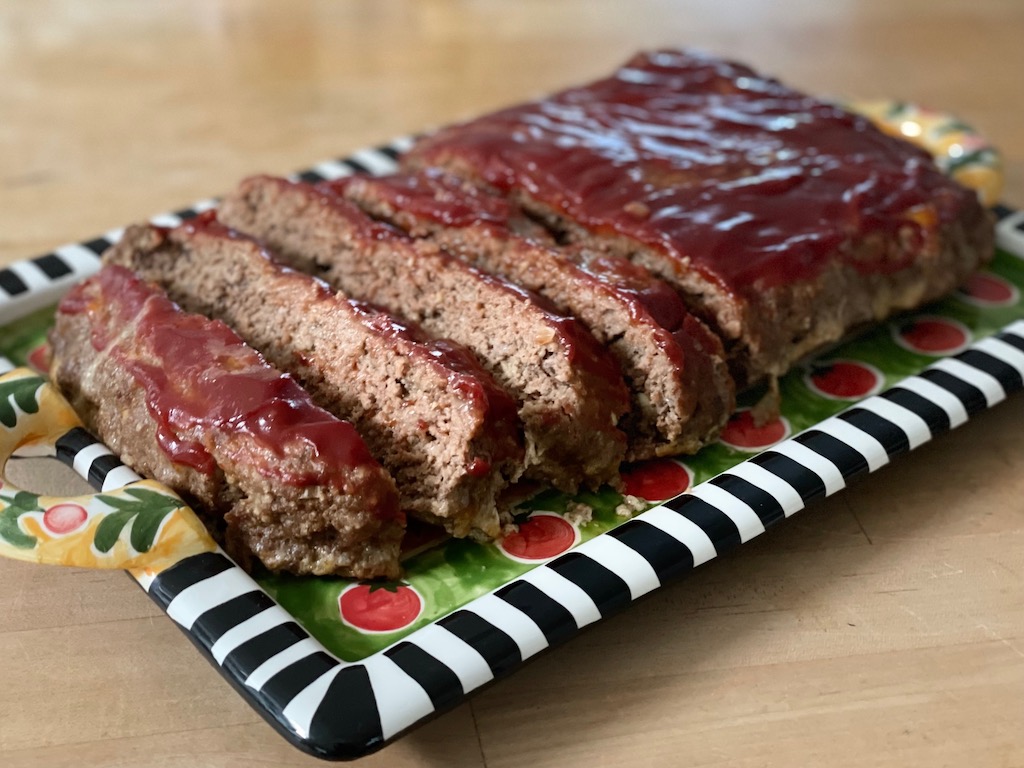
[402,49,995,388]
[335,170,735,459]
[103,216,523,540]
[219,175,630,491]
[49,264,403,579]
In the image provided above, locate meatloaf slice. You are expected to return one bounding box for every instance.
[219,176,630,492]
[335,169,734,460]
[403,49,995,388]
[102,215,523,540]
[49,265,403,578]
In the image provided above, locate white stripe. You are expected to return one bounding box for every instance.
[637,505,717,566]
[974,336,1024,375]
[689,483,766,541]
[192,198,218,213]
[281,666,343,739]
[364,655,436,740]
[211,605,292,663]
[388,135,416,153]
[349,148,398,175]
[0,357,13,374]
[996,213,1024,254]
[149,212,183,227]
[893,375,968,427]
[6,260,51,292]
[104,227,125,243]
[100,464,142,491]
[815,416,889,472]
[73,442,113,477]
[465,594,548,660]
[405,623,493,693]
[930,357,1005,407]
[55,242,104,274]
[1005,320,1024,337]
[768,439,846,496]
[244,638,322,691]
[166,566,258,630]
[719,462,805,517]
[575,536,661,600]
[855,396,931,449]
[313,160,354,180]
[518,566,601,629]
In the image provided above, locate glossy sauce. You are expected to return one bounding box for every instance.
[59,265,393,500]
[409,50,983,295]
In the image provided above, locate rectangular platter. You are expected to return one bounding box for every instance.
[2,141,1024,761]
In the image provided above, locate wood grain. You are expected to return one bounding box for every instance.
[1,2,1021,766]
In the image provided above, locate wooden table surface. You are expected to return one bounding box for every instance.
[1,2,1022,766]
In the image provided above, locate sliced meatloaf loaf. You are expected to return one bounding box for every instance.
[102,214,523,540]
[49,264,404,578]
[334,169,734,460]
[219,176,630,492]
[403,49,995,388]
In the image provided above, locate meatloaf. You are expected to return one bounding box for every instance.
[334,169,735,460]
[102,214,524,540]
[218,175,631,492]
[49,264,404,579]
[403,49,995,388]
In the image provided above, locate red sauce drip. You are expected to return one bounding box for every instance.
[410,49,983,295]
[62,266,390,500]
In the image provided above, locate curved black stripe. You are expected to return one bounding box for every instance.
[749,451,826,504]
[547,552,633,616]
[191,590,277,649]
[995,330,1024,356]
[837,408,910,457]
[341,158,371,174]
[708,473,785,526]
[607,519,693,581]
[148,551,235,608]
[306,664,383,760]
[438,611,522,678]
[794,430,870,481]
[173,207,200,221]
[495,580,578,645]
[34,253,72,279]
[0,269,27,296]
[222,622,308,682]
[384,642,464,711]
[956,348,1021,392]
[82,236,113,255]
[919,368,987,415]
[992,203,1014,221]
[87,453,126,486]
[297,169,327,184]
[54,427,100,468]
[376,145,401,161]
[881,387,950,436]
[665,494,741,553]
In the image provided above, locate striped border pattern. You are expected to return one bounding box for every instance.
[1,146,1022,759]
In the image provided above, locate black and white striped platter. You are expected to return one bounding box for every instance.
[2,142,1024,760]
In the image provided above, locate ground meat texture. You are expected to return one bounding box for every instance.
[402,49,995,388]
[335,170,735,460]
[101,217,524,541]
[48,265,404,579]
[219,176,631,492]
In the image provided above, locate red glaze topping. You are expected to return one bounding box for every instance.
[58,265,396,507]
[169,207,525,474]
[409,49,984,295]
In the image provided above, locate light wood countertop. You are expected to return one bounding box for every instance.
[1,2,1022,766]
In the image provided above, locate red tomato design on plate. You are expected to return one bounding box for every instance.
[499,512,579,562]
[43,503,88,534]
[27,343,51,373]
[894,316,971,355]
[621,458,692,501]
[718,408,790,452]
[958,272,1018,307]
[339,582,423,634]
[806,360,883,400]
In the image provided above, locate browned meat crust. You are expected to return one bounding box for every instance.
[102,216,524,540]
[219,176,630,491]
[48,265,404,578]
[334,170,735,459]
[403,49,995,388]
